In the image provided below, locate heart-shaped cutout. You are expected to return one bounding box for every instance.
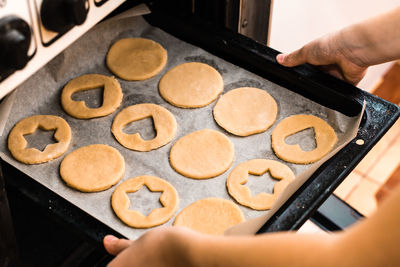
[71,86,104,109]
[284,127,317,151]
[122,116,156,140]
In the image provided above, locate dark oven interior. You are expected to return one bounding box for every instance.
[115,0,272,43]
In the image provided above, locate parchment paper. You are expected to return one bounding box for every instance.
[0,11,362,240]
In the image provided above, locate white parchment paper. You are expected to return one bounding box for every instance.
[0,13,361,240]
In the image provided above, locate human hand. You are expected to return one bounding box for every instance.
[104,226,199,267]
[276,33,368,85]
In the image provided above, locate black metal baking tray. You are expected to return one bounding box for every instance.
[144,10,400,233]
[1,8,399,247]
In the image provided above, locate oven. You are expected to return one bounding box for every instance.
[1,0,399,266]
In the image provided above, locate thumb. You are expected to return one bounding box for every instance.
[104,235,134,256]
[276,48,306,67]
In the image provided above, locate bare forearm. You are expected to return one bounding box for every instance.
[338,6,400,67]
[105,182,400,267]
[332,183,400,267]
[187,183,400,267]
[189,232,338,267]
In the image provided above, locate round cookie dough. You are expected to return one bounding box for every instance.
[159,62,223,108]
[173,198,244,235]
[61,74,123,119]
[272,114,338,164]
[60,144,125,192]
[106,38,167,81]
[112,175,179,228]
[169,129,234,179]
[213,87,278,136]
[112,103,177,152]
[227,159,295,210]
[8,115,71,164]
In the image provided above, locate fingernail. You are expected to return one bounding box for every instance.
[104,235,117,244]
[276,54,285,63]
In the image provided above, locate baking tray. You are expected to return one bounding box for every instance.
[144,10,400,232]
[2,12,359,239]
[1,9,399,244]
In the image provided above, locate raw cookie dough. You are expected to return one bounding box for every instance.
[169,129,234,179]
[112,103,177,152]
[8,115,71,164]
[272,114,338,164]
[60,144,125,192]
[213,87,278,136]
[106,38,167,81]
[173,198,244,235]
[227,159,295,210]
[159,62,223,108]
[61,74,123,119]
[112,175,178,228]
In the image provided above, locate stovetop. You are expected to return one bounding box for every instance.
[0,0,126,99]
